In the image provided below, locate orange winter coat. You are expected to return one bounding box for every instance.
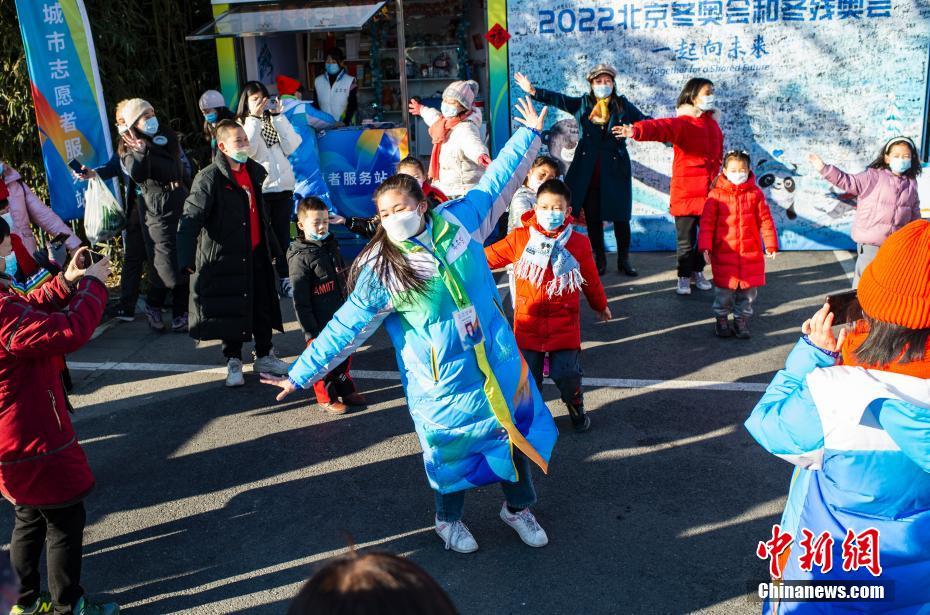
[485,211,607,352]
[698,173,778,290]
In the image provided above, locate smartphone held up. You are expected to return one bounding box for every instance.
[826,289,862,326]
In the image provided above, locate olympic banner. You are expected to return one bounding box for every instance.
[489,0,930,250]
[15,0,115,222]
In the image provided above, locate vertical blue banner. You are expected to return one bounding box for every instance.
[15,0,114,221]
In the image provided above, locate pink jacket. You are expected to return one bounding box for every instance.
[2,166,80,255]
[820,165,920,246]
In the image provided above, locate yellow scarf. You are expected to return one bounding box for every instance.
[588,97,610,125]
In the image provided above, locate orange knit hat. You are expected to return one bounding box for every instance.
[857,219,930,329]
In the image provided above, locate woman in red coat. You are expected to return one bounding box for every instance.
[0,219,118,614]
[698,151,778,339]
[615,78,723,295]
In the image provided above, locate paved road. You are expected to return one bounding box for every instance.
[1,250,855,614]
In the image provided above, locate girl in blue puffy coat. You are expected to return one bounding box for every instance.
[263,98,560,554]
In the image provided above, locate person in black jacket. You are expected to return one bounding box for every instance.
[177,120,291,387]
[287,197,366,414]
[119,98,191,331]
[515,65,650,276]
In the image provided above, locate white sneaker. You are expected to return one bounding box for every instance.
[226,358,245,387]
[693,272,713,291]
[676,277,692,295]
[253,350,290,375]
[500,503,549,547]
[435,518,479,553]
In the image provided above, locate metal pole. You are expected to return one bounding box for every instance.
[396,0,409,133]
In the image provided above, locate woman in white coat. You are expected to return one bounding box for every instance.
[408,80,491,199]
[236,81,303,295]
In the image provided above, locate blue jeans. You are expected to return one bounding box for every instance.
[712,286,758,318]
[434,450,537,522]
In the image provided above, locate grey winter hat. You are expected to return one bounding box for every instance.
[442,80,479,111]
[199,90,225,111]
[586,64,617,82]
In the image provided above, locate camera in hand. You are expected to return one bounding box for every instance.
[826,289,862,325]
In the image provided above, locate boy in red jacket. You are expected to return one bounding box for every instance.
[698,150,778,339]
[485,179,611,432]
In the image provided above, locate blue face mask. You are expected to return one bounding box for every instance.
[307,230,330,241]
[4,252,17,279]
[889,158,911,174]
[204,111,218,124]
[441,103,461,118]
[141,116,159,136]
[592,84,613,99]
[536,209,565,231]
[325,63,341,76]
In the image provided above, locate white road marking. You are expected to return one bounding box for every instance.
[833,249,856,282]
[68,362,768,392]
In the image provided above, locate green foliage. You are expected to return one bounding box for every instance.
[0,0,221,202]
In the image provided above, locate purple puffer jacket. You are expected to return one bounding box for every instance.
[820,165,920,246]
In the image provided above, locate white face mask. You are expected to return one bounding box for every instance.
[381,209,424,243]
[725,170,749,185]
[696,95,716,111]
[526,176,545,192]
[561,144,577,163]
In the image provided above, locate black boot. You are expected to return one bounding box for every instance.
[618,254,638,277]
[714,315,733,338]
[566,402,591,433]
[733,316,751,339]
[595,251,607,276]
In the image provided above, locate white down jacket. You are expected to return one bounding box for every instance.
[241,113,303,193]
[420,107,488,198]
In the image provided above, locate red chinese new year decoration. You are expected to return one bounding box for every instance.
[485,23,511,50]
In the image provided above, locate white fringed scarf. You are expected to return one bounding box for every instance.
[514,225,585,297]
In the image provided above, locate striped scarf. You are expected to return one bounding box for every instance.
[514,224,585,298]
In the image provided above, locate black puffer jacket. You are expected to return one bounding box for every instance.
[121,126,190,288]
[177,152,283,342]
[286,234,348,340]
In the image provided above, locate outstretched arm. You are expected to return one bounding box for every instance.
[263,265,393,399]
[447,97,546,242]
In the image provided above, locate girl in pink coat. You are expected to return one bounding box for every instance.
[0,162,81,258]
[808,136,921,287]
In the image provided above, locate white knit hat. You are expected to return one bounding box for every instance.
[199,90,225,111]
[442,80,479,111]
[120,98,154,128]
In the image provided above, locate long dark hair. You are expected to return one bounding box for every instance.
[867,137,922,179]
[676,78,714,108]
[348,174,430,297]
[854,314,930,366]
[287,551,458,615]
[236,81,270,122]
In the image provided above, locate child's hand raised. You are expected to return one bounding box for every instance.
[612,125,634,139]
[596,307,612,322]
[408,99,423,117]
[807,153,825,172]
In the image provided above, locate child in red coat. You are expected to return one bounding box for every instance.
[615,78,723,295]
[698,150,778,339]
[485,179,610,432]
